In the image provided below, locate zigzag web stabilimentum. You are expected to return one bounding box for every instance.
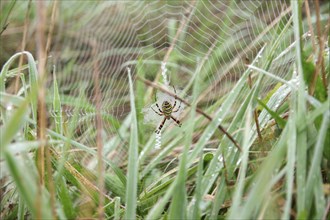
[47,0,307,199]
[142,62,186,149]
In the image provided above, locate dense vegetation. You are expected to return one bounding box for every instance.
[1,1,329,219]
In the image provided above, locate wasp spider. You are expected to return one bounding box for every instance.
[151,86,182,134]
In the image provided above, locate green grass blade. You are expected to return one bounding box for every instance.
[146,182,176,220]
[58,177,76,219]
[48,129,127,187]
[136,60,146,144]
[4,151,52,219]
[210,176,227,219]
[114,197,121,220]
[17,196,25,220]
[124,68,139,220]
[197,48,267,201]
[188,150,204,220]
[292,0,308,215]
[257,99,286,129]
[168,62,200,220]
[282,111,297,219]
[238,134,288,218]
[0,0,16,35]
[305,111,329,214]
[311,170,327,219]
[0,99,29,153]
[191,44,266,169]
[52,68,63,135]
[228,105,252,219]
[0,51,38,119]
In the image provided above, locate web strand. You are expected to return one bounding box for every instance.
[51,0,294,159]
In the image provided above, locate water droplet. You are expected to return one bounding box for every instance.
[6,105,13,111]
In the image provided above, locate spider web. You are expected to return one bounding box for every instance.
[47,0,313,164]
[142,88,186,127]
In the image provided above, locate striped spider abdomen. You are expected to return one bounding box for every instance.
[150,86,182,134]
[161,101,173,119]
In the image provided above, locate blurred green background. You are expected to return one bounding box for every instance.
[0,0,329,219]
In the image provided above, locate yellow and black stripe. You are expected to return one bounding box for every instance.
[162,101,173,119]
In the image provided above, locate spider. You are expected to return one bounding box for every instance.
[151,86,182,134]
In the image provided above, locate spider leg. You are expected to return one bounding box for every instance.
[172,85,177,109]
[171,85,182,112]
[151,106,163,116]
[170,115,182,127]
[172,101,182,112]
[173,100,177,109]
[153,92,163,113]
[155,103,163,113]
[172,85,177,94]
[155,117,167,134]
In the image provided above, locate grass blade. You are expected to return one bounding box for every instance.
[168,61,200,219]
[52,68,63,135]
[58,177,76,219]
[282,110,297,219]
[124,68,139,219]
[292,0,308,215]
[0,99,29,153]
[4,151,52,219]
[237,128,288,218]
[114,197,121,220]
[305,111,329,214]
[228,105,252,219]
